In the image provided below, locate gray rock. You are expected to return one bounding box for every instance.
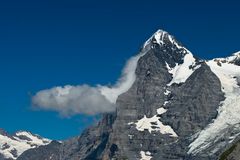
[17,141,61,160]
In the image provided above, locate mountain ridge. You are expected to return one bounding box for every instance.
[0,129,51,160]
[2,30,240,160]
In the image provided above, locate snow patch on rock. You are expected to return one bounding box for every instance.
[133,107,178,137]
[140,151,152,160]
[167,53,199,86]
[164,89,171,96]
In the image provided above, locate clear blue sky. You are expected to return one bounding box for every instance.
[0,0,239,140]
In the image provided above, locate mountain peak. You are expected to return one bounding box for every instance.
[143,29,183,48]
[152,29,169,43]
[0,130,51,159]
[230,51,240,66]
[143,29,172,48]
[212,51,240,66]
[142,29,192,59]
[233,51,240,56]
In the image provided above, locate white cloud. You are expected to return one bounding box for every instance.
[33,30,178,116]
[32,85,115,116]
[32,40,148,116]
[99,52,146,103]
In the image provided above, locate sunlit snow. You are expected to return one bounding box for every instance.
[140,151,152,160]
[134,107,178,137]
[167,53,199,86]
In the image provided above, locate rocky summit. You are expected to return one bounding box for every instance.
[2,30,240,160]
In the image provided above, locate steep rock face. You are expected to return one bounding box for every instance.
[16,30,240,160]
[158,63,225,159]
[101,32,224,160]
[60,114,115,160]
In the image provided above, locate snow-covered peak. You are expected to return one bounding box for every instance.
[0,130,51,159]
[212,51,240,64]
[143,29,172,48]
[100,30,198,104]
[152,29,168,44]
[143,29,187,51]
[14,131,50,146]
[99,30,170,104]
[232,51,240,56]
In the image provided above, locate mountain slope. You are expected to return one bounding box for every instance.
[188,53,240,156]
[16,30,240,160]
[0,129,50,160]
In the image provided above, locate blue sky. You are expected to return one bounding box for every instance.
[0,0,240,140]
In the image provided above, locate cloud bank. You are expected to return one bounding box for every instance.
[32,85,115,116]
[32,50,147,116]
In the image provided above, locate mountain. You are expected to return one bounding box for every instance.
[0,129,51,160]
[7,30,240,160]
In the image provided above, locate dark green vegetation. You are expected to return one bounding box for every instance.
[219,140,239,160]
